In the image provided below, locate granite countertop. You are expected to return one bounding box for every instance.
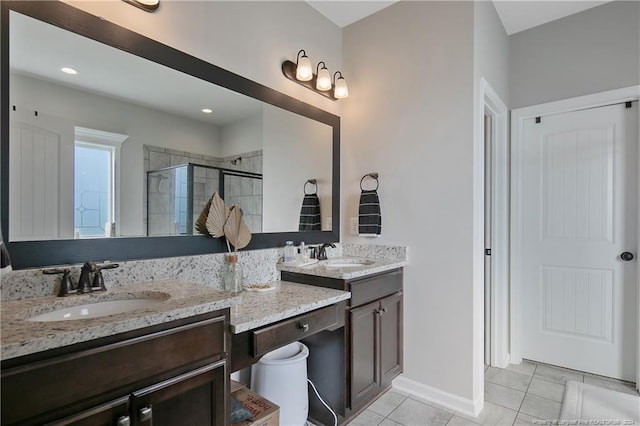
[229,281,350,334]
[0,281,239,361]
[277,257,406,280]
[1,280,352,361]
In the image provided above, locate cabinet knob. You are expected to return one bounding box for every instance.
[298,322,310,332]
[139,406,153,422]
[116,416,131,426]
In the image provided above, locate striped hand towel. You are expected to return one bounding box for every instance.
[358,190,381,236]
[299,193,321,231]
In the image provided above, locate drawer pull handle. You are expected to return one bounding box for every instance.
[298,322,310,332]
[139,406,153,422]
[116,416,131,426]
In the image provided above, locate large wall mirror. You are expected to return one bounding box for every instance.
[1,1,340,269]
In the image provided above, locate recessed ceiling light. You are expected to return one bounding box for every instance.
[61,67,78,75]
[202,108,213,114]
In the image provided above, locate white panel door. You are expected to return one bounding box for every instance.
[520,102,638,381]
[9,110,75,241]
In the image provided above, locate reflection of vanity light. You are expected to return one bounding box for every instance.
[201,108,213,114]
[61,67,78,75]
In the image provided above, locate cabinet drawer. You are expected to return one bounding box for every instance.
[350,269,403,307]
[253,304,341,357]
[2,314,227,425]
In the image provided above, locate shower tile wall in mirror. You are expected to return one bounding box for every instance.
[8,10,333,242]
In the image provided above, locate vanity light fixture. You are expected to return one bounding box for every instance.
[122,0,159,12]
[201,108,213,114]
[295,50,313,81]
[333,72,349,99]
[61,67,78,75]
[281,50,349,101]
[315,62,331,91]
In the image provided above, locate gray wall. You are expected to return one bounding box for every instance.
[510,0,640,108]
[474,1,509,104]
[343,1,477,401]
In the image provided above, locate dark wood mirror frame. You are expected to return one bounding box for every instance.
[0,0,340,269]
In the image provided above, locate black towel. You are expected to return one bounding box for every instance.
[299,193,321,231]
[358,190,381,236]
[0,227,11,270]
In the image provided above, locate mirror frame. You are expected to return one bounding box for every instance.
[0,0,340,269]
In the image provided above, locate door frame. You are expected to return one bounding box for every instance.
[473,77,508,414]
[510,86,640,387]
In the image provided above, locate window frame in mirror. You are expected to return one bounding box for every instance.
[0,0,340,269]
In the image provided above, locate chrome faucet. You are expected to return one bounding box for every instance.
[318,243,336,260]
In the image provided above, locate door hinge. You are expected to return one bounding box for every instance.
[485,248,492,256]
[625,101,633,108]
[535,117,541,124]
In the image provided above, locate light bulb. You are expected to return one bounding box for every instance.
[334,76,349,99]
[316,65,331,91]
[296,55,313,81]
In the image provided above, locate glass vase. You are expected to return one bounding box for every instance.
[223,252,243,294]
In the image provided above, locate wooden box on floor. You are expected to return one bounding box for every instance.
[231,380,280,426]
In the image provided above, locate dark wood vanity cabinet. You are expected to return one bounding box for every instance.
[281,268,403,422]
[1,310,230,426]
[350,292,403,411]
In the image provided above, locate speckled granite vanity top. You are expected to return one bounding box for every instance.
[1,280,351,360]
[229,281,350,333]
[277,257,406,279]
[1,281,239,360]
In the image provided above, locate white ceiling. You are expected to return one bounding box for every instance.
[307,1,398,27]
[306,0,613,34]
[492,1,612,35]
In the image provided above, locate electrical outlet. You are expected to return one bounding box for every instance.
[325,217,332,230]
[350,217,358,235]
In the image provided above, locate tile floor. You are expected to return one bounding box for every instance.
[347,361,638,426]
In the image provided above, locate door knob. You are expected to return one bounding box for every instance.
[621,252,634,261]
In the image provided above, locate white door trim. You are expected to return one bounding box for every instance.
[510,85,640,375]
[473,77,508,414]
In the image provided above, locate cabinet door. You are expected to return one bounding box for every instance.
[349,300,380,410]
[379,293,403,387]
[46,397,130,426]
[131,360,227,426]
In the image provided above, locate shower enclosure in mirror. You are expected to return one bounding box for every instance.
[146,163,262,236]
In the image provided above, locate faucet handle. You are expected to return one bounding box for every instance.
[92,270,106,291]
[43,268,76,297]
[97,263,120,270]
[91,263,119,291]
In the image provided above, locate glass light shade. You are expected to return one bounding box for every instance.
[316,67,332,91]
[334,77,349,99]
[296,56,313,81]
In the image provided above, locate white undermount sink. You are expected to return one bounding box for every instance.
[323,258,375,268]
[26,298,165,322]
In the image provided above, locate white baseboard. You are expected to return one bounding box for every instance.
[392,375,483,417]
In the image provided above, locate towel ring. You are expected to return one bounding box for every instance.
[360,173,379,191]
[304,179,318,195]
